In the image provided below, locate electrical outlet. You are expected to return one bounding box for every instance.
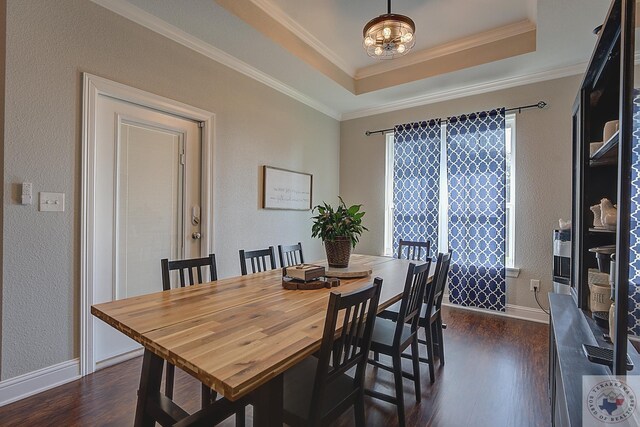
[530,279,540,292]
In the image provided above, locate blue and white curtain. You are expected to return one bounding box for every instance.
[392,120,441,258]
[446,109,506,311]
[628,91,640,336]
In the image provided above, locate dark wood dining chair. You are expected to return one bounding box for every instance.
[278,242,305,267]
[283,278,383,427]
[397,239,431,261]
[160,254,245,426]
[365,261,431,427]
[239,246,277,275]
[378,251,452,384]
[161,253,217,291]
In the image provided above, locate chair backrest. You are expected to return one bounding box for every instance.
[278,242,305,267]
[397,239,431,261]
[309,278,383,422]
[394,260,431,346]
[239,246,277,275]
[425,251,452,318]
[160,254,218,291]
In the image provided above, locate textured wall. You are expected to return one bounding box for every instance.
[1,0,339,380]
[340,75,580,310]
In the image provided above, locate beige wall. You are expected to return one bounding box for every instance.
[1,0,339,380]
[340,75,581,310]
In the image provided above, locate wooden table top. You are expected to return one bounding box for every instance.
[92,254,432,401]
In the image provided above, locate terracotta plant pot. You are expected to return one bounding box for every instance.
[324,237,352,268]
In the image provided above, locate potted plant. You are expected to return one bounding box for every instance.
[311,197,367,268]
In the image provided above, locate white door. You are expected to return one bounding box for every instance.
[92,95,202,369]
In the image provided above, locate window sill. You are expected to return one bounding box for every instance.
[506,267,520,278]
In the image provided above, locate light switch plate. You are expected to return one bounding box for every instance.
[39,192,65,212]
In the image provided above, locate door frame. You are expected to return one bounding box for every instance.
[80,73,215,375]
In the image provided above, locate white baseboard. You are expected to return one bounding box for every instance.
[95,347,143,371]
[0,359,80,407]
[443,294,549,324]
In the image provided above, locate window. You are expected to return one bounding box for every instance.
[384,114,516,268]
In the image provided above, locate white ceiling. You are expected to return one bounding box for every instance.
[101,0,611,120]
[261,0,537,73]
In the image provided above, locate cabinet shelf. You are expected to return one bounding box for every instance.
[589,130,619,166]
[588,227,617,234]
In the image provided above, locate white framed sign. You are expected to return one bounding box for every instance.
[262,166,313,210]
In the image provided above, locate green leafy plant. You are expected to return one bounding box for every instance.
[311,197,368,248]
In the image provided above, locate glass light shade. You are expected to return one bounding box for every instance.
[401,32,413,43]
[362,13,416,59]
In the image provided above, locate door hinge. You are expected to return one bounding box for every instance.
[198,122,205,128]
[180,153,185,165]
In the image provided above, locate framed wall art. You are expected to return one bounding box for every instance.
[262,166,313,210]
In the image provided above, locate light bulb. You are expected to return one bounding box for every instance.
[374,46,383,56]
[402,32,413,43]
[364,36,374,47]
[383,27,391,39]
[397,44,406,54]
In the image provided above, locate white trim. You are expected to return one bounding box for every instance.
[95,347,143,371]
[0,359,80,407]
[343,53,640,121]
[355,20,536,79]
[443,294,548,324]
[89,0,341,121]
[342,63,587,121]
[81,73,215,376]
[248,0,355,76]
[506,267,521,278]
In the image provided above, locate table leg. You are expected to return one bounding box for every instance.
[134,348,164,427]
[252,373,284,427]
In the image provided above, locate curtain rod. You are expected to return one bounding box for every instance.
[364,101,547,136]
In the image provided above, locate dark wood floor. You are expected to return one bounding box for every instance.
[0,306,550,426]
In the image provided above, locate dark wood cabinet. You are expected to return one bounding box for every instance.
[549,0,640,425]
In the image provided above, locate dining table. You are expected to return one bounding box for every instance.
[91,254,434,426]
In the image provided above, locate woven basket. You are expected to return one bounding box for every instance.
[325,237,352,268]
[589,283,613,312]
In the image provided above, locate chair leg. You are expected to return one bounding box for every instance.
[165,363,175,399]
[425,325,436,384]
[392,354,406,427]
[235,406,245,427]
[201,384,216,409]
[410,339,421,402]
[438,318,446,365]
[374,351,379,362]
[354,392,366,427]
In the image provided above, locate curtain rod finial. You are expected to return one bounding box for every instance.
[537,101,547,109]
[365,131,371,136]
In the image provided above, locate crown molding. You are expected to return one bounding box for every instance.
[355,20,536,79]
[341,62,587,121]
[343,51,640,120]
[248,0,355,76]
[89,0,341,120]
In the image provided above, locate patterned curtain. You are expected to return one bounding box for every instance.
[392,120,442,258]
[446,109,506,311]
[629,91,640,335]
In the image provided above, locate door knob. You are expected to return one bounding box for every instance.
[192,232,201,240]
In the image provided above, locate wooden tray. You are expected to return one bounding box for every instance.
[282,277,340,290]
[324,263,372,279]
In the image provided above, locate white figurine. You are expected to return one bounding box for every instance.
[590,204,603,227]
[600,198,617,229]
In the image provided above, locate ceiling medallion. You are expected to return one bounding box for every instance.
[363,0,415,59]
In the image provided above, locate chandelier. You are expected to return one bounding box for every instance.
[363,0,416,59]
